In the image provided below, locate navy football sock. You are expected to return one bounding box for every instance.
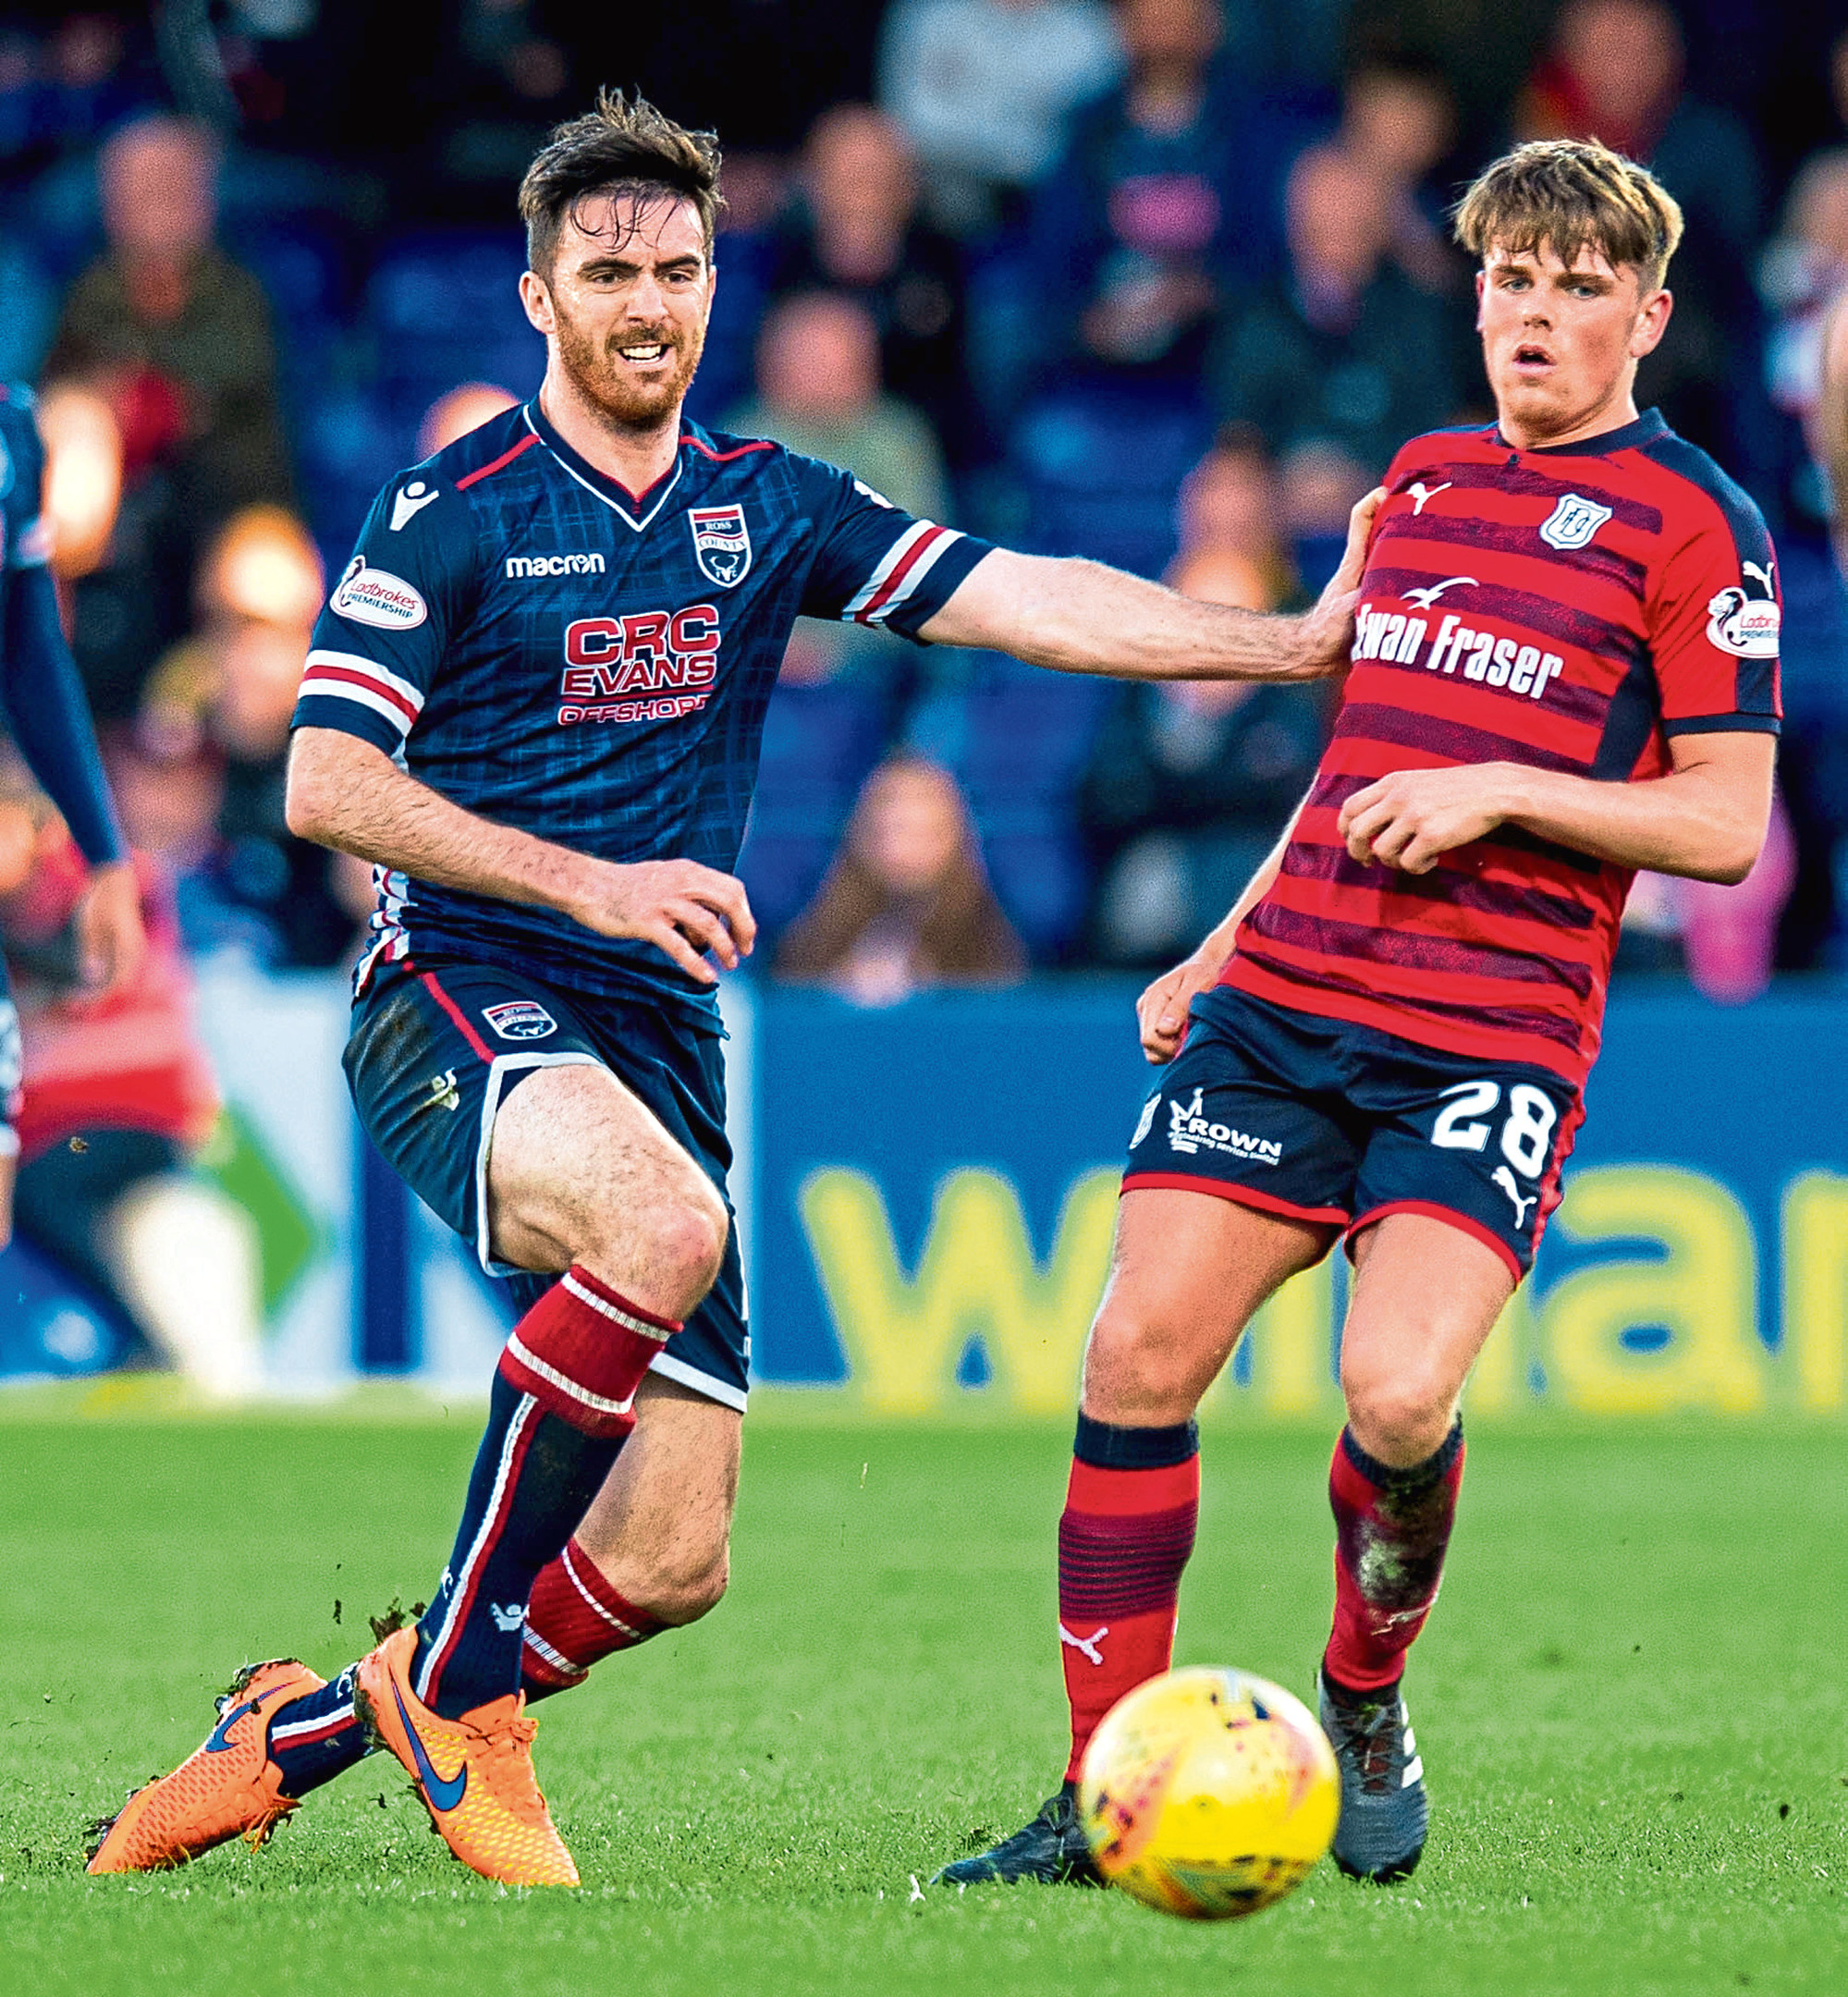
[409,1268,673,1719]
[268,1669,369,1795]
[409,1373,627,1715]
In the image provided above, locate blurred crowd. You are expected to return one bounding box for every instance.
[2,0,1847,1015]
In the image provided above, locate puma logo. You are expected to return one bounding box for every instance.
[1407,481,1451,514]
[1492,1165,1536,1228]
[1402,575,1477,609]
[1743,557,1776,597]
[1059,1623,1108,1667]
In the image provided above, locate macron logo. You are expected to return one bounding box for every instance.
[507,553,607,579]
[390,481,439,531]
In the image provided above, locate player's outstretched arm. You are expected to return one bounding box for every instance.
[286,729,754,985]
[0,561,144,998]
[917,489,1384,681]
[1136,796,1308,1064]
[1338,731,1776,885]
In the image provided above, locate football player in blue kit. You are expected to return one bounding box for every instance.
[88,93,1376,1885]
[0,383,144,1235]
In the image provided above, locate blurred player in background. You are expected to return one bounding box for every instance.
[941,138,1781,1891]
[0,765,243,1394]
[88,92,1377,1889]
[1817,294,1848,578]
[0,384,144,1241]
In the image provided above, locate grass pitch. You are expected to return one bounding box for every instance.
[0,1401,1842,1997]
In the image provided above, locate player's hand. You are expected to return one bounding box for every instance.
[1294,485,1386,676]
[1135,953,1219,1064]
[1339,765,1514,874]
[573,858,756,984]
[73,862,146,1001]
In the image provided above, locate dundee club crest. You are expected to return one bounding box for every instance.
[689,505,752,587]
[1537,492,1613,551]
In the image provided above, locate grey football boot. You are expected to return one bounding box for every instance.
[1317,1671,1428,1882]
[933,1782,1103,1887]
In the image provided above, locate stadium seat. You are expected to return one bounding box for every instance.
[365,232,544,428]
[679,228,774,433]
[1012,386,1212,580]
[940,659,1114,961]
[736,680,893,940]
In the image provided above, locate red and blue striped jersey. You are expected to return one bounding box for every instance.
[290,400,991,1021]
[1219,409,1781,1087]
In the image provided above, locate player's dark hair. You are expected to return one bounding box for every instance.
[1453,138,1683,293]
[520,89,723,276]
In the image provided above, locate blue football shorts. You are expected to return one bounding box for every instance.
[344,958,748,1409]
[1122,986,1584,1280]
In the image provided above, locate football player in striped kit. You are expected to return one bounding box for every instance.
[943,136,1781,1891]
[87,92,1373,1886]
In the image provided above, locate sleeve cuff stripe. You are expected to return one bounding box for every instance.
[841,520,938,619]
[304,647,425,712]
[1661,713,1782,737]
[853,524,956,625]
[297,679,415,734]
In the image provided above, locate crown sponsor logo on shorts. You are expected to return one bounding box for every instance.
[1536,492,1613,551]
[506,552,607,579]
[1167,1088,1281,1165]
[482,1000,557,1041]
[1706,559,1781,658]
[331,556,427,629]
[689,505,751,588]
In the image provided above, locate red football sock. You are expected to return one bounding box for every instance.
[1323,1422,1464,1695]
[496,1264,677,1438]
[521,1535,667,1693]
[1058,1416,1200,1782]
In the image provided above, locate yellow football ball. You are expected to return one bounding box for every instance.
[1077,1666,1340,1920]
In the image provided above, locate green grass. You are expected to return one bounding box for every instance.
[0,1403,1842,1995]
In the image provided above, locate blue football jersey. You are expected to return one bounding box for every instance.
[291,400,993,1023]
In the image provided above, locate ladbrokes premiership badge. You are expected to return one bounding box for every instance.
[689,506,752,587]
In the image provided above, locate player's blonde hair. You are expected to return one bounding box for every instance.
[520,89,724,276]
[1452,138,1683,294]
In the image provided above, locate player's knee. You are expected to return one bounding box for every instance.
[643,1179,728,1300]
[641,1538,730,1626]
[1342,1370,1455,1466]
[1083,1311,1205,1424]
[577,1169,727,1310]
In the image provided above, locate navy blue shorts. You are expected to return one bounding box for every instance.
[1122,987,1583,1280]
[344,959,748,1410]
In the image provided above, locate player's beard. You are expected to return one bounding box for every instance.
[552,299,705,435]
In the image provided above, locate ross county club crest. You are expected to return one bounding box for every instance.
[1537,492,1613,551]
[689,505,752,588]
[482,1000,556,1041]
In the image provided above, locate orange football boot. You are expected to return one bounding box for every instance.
[352,1626,578,1887]
[87,1659,325,1873]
